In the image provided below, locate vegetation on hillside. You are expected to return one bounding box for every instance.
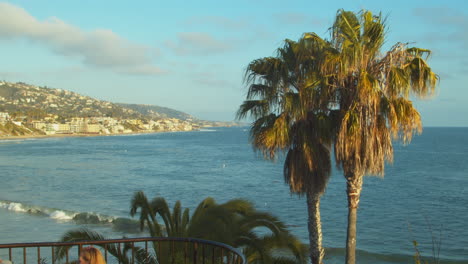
[117,103,194,121]
[0,81,193,121]
[0,121,45,136]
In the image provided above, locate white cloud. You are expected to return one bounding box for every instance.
[0,2,164,75]
[166,32,232,56]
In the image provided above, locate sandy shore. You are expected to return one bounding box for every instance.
[0,130,169,141]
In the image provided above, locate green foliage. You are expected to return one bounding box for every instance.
[239,8,438,264]
[238,18,334,264]
[58,192,307,264]
[326,10,438,264]
[409,219,443,264]
[130,191,308,264]
[122,122,140,131]
[412,239,442,264]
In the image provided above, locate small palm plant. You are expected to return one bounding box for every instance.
[130,191,308,264]
[56,191,307,264]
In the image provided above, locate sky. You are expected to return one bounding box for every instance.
[0,0,467,126]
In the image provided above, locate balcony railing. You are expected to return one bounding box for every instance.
[0,237,246,264]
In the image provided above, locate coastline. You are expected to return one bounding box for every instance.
[0,130,185,141]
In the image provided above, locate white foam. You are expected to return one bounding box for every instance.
[0,202,27,212]
[0,201,115,224]
[49,210,74,220]
[97,214,115,223]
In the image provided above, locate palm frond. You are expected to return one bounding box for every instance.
[236,100,270,120]
[149,197,172,236]
[55,228,127,263]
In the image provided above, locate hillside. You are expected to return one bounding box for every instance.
[116,103,194,121]
[0,81,194,121]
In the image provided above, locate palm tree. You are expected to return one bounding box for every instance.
[237,35,335,264]
[58,192,307,264]
[324,10,438,264]
[130,191,307,264]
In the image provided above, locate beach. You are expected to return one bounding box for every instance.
[0,129,193,141]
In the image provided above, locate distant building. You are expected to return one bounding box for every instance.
[0,112,10,123]
[86,124,101,134]
[32,121,47,130]
[70,118,87,133]
[57,123,71,133]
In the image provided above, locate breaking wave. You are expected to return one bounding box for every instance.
[0,200,141,233]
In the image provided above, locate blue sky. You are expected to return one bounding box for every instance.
[0,0,467,126]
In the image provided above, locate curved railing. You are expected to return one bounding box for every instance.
[0,237,246,264]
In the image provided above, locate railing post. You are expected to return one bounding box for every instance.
[51,246,55,264]
[145,240,148,256]
[184,241,188,264]
[172,240,175,264]
[193,242,198,264]
[104,243,108,262]
[212,246,215,264]
[158,241,161,264]
[202,244,205,264]
[132,241,135,264]
[78,245,81,260]
[118,242,121,264]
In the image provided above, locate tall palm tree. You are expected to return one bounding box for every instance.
[325,10,439,264]
[237,35,335,264]
[130,191,307,264]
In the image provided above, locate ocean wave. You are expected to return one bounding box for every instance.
[0,200,142,233]
[50,210,75,221]
[199,129,216,132]
[0,201,27,212]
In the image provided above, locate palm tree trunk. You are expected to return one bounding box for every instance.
[345,175,363,264]
[306,191,325,264]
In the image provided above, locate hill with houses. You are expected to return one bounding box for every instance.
[0,81,239,137]
[0,81,195,120]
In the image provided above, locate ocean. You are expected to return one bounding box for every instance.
[0,127,467,264]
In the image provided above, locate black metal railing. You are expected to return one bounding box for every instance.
[0,237,246,264]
